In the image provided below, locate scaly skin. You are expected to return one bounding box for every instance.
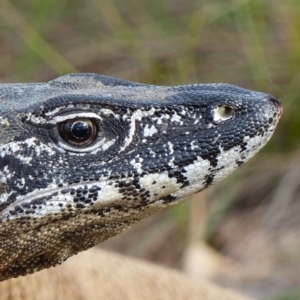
[0,73,282,280]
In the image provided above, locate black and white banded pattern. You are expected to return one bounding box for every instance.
[0,73,282,280]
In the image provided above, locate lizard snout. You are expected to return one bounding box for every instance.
[268,95,283,118]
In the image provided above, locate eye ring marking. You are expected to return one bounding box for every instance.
[58,118,97,146]
[213,105,235,122]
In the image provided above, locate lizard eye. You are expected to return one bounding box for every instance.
[213,105,235,122]
[58,118,97,146]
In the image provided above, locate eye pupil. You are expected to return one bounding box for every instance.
[59,118,97,147]
[71,121,89,139]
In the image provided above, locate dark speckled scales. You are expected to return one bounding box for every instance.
[0,73,281,280]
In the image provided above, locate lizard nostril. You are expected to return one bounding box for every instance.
[213,105,235,122]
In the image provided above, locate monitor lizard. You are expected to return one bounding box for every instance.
[0,73,282,280]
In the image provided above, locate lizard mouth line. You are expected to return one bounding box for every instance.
[3,119,280,221]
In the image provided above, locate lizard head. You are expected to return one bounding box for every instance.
[0,73,282,279]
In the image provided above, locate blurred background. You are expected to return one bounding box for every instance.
[0,0,299,299]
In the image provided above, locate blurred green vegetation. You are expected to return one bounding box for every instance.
[267,288,300,300]
[1,0,300,298]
